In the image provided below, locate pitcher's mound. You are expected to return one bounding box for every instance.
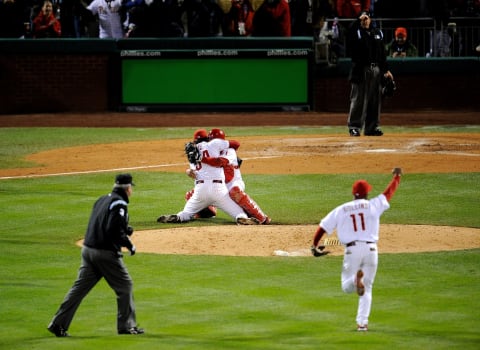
[125,224,480,257]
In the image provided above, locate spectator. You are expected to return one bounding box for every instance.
[385,27,418,57]
[181,0,224,37]
[222,0,254,36]
[336,0,370,18]
[0,0,30,38]
[86,0,124,38]
[32,0,61,37]
[59,0,92,37]
[346,10,393,137]
[123,0,147,37]
[126,0,184,38]
[289,0,318,36]
[252,0,291,37]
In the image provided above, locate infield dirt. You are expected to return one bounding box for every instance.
[2,124,479,257]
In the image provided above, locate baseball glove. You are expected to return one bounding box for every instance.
[392,167,403,176]
[185,142,201,164]
[382,76,397,98]
[310,245,329,257]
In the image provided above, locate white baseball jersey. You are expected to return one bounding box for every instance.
[87,0,124,38]
[320,193,390,327]
[177,139,248,222]
[320,194,390,244]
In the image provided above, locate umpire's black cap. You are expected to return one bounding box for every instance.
[115,173,135,186]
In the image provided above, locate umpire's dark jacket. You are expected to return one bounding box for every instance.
[84,188,134,253]
[346,20,388,83]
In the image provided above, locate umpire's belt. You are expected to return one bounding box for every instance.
[196,179,223,184]
[346,241,375,247]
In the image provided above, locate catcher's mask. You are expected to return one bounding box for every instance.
[208,128,225,140]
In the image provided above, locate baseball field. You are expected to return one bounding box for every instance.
[1,111,479,349]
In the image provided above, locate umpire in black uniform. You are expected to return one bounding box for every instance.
[48,173,144,337]
[346,11,394,137]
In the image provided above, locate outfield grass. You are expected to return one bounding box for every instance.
[0,126,479,349]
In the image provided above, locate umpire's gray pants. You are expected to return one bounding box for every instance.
[347,65,382,133]
[49,246,136,332]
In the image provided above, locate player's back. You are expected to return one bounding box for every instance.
[195,140,227,182]
[325,196,389,244]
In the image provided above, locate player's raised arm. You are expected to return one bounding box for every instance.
[383,167,402,202]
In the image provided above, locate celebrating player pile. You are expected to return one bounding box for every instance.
[157,128,270,225]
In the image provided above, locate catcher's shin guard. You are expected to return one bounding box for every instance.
[229,186,269,224]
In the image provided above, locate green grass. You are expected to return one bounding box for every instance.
[0,126,479,349]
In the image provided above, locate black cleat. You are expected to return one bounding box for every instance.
[118,327,145,335]
[157,214,180,223]
[349,129,361,137]
[48,322,69,337]
[364,128,384,136]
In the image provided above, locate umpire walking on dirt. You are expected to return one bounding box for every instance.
[346,10,394,137]
[48,173,144,337]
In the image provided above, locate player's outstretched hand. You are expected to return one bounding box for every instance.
[392,167,403,176]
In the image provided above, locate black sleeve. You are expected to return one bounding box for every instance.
[106,202,134,251]
[377,29,389,73]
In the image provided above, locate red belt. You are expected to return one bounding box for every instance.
[196,180,222,184]
[346,241,375,247]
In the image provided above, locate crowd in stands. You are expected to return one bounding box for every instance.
[0,0,478,39]
[0,0,478,57]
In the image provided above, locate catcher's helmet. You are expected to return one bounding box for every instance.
[208,128,225,140]
[193,129,208,143]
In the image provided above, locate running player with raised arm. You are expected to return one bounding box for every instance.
[311,167,402,331]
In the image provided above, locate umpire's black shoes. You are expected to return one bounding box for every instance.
[364,128,384,136]
[118,327,145,335]
[349,128,361,137]
[47,322,69,337]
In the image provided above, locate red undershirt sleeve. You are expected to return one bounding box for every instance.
[383,175,401,202]
[313,226,326,246]
[202,157,229,167]
[228,140,240,150]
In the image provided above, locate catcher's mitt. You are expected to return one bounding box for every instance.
[310,245,329,257]
[382,76,397,98]
[185,142,201,164]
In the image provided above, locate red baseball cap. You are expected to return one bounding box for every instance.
[193,129,208,142]
[352,180,372,197]
[395,27,407,38]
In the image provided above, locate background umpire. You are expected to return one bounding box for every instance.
[48,173,144,337]
[346,11,394,137]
